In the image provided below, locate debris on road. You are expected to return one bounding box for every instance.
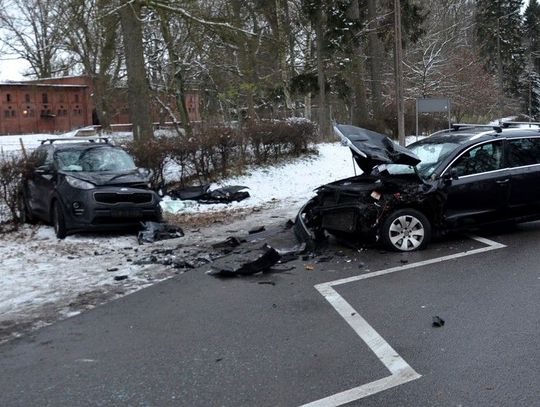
[304,264,315,271]
[248,225,266,234]
[208,245,282,277]
[138,222,184,244]
[113,275,128,281]
[212,236,246,254]
[432,316,445,327]
[169,184,250,204]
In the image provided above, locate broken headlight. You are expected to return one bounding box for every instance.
[65,175,95,190]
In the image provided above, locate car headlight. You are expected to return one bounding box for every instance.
[65,176,95,190]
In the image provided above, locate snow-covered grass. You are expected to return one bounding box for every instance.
[161,142,356,215]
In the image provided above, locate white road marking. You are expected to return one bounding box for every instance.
[300,236,506,407]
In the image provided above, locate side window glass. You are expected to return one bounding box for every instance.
[451,142,503,177]
[507,138,540,167]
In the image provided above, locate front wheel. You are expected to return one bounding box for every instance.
[380,209,431,252]
[52,201,67,239]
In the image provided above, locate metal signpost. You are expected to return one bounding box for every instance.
[416,97,451,137]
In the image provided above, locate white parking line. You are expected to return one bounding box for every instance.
[300,236,506,407]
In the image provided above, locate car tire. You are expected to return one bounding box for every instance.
[380,209,431,252]
[52,201,67,239]
[18,192,35,224]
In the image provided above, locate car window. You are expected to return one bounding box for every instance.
[507,138,540,167]
[451,141,503,177]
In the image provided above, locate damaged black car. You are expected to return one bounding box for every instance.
[20,137,162,238]
[297,123,540,251]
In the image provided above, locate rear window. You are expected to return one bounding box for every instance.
[507,138,540,167]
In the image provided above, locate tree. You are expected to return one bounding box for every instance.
[524,0,540,73]
[118,0,154,140]
[475,0,526,101]
[0,0,67,78]
[60,0,123,130]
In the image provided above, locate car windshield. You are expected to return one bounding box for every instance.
[375,140,462,180]
[56,147,137,172]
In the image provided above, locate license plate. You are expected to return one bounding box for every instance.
[111,209,142,218]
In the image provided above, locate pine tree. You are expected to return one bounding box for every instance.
[524,0,540,74]
[475,0,526,97]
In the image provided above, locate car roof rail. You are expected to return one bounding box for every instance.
[451,123,502,133]
[499,120,540,128]
[40,137,110,145]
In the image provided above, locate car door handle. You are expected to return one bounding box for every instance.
[496,179,510,184]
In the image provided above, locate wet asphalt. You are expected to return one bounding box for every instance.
[0,222,539,406]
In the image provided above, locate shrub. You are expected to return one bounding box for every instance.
[0,151,34,229]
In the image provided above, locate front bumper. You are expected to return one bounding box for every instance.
[57,186,162,233]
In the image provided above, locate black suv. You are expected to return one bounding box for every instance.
[296,123,540,251]
[20,137,162,238]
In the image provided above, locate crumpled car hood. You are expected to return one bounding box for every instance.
[334,124,420,173]
[61,170,151,187]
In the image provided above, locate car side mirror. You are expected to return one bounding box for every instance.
[442,168,459,184]
[35,164,52,174]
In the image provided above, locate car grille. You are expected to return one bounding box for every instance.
[94,192,153,204]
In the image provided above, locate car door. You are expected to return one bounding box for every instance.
[505,136,540,217]
[442,140,510,226]
[27,146,55,218]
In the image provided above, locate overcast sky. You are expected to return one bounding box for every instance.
[0,0,533,82]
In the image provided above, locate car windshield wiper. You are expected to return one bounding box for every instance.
[107,169,139,182]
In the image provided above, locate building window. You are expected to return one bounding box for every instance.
[6,94,11,102]
[4,110,10,118]
[25,94,30,103]
[42,93,48,104]
[74,94,79,103]
[11,110,16,117]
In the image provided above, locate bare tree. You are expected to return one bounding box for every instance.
[0,0,67,78]
[118,0,154,140]
[60,0,123,130]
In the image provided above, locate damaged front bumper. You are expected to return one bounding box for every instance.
[294,195,383,249]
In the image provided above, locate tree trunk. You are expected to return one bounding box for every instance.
[119,1,154,140]
[367,0,384,127]
[315,7,331,137]
[159,13,192,138]
[275,0,293,111]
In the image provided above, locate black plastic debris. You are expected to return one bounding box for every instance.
[432,316,445,327]
[212,236,245,249]
[138,221,184,244]
[107,267,119,272]
[316,255,334,263]
[248,225,266,234]
[208,245,282,277]
[273,242,306,264]
[257,281,276,286]
[114,275,128,281]
[169,184,250,204]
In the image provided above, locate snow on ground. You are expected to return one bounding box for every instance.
[161,142,356,216]
[0,135,358,343]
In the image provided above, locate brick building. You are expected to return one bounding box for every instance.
[0,75,200,135]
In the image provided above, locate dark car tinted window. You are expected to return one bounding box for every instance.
[451,141,503,177]
[507,138,540,167]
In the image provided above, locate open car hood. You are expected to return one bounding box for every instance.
[334,124,420,173]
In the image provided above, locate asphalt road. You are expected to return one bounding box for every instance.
[0,223,539,406]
